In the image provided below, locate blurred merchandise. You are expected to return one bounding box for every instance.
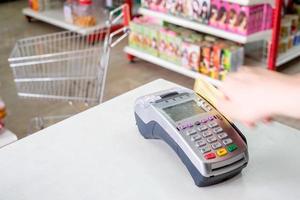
[0,99,6,134]
[129,16,244,80]
[246,1,300,64]
[141,0,273,36]
[73,0,97,27]
[64,0,74,23]
[29,0,63,11]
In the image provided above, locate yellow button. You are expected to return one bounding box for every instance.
[217,148,228,157]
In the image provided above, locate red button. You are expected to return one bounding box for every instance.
[204,152,216,160]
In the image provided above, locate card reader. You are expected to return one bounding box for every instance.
[134,88,248,187]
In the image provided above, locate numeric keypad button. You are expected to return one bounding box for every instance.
[195,140,206,147]
[217,132,228,139]
[200,146,211,154]
[185,129,197,136]
[197,125,208,132]
[207,136,217,143]
[211,142,222,150]
[213,127,223,134]
[222,138,233,145]
[208,121,218,128]
[191,134,202,141]
[202,131,213,138]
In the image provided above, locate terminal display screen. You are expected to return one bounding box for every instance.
[163,100,206,122]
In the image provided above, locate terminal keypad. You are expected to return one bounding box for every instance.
[182,117,238,160]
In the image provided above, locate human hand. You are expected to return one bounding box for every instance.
[216,67,298,127]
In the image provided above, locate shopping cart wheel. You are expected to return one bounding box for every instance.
[127,54,135,63]
[25,16,32,23]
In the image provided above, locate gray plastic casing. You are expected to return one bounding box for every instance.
[134,87,249,186]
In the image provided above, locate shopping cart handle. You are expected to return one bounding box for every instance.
[107,4,130,27]
[109,27,130,48]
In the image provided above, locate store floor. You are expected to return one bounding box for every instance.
[0,0,300,139]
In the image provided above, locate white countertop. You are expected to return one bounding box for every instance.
[0,79,300,200]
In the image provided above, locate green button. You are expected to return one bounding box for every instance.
[227,144,238,152]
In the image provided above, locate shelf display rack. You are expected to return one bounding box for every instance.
[23,0,133,35]
[124,0,298,86]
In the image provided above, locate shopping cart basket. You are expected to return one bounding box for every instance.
[8,4,130,106]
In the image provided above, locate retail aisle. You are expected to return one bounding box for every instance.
[0,0,299,139]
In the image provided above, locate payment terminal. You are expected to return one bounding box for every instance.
[134,88,248,187]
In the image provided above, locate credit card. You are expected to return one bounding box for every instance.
[193,78,232,122]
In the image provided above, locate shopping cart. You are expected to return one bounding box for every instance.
[9,4,130,104]
[8,4,130,133]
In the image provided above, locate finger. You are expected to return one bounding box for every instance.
[262,117,273,124]
[243,121,256,128]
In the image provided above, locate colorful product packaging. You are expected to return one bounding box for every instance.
[0,100,6,120]
[216,1,227,29]
[235,5,249,35]
[288,35,294,49]
[141,0,151,8]
[199,41,213,75]
[129,16,245,80]
[30,0,39,11]
[278,38,289,53]
[280,18,292,39]
[165,0,177,15]
[255,5,265,31]
[149,0,167,12]
[211,41,226,78]
[203,36,218,78]
[129,17,162,55]
[285,15,299,35]
[236,4,265,35]
[164,30,181,64]
[174,0,185,16]
[150,25,161,56]
[218,70,227,81]
[172,32,183,64]
[180,0,190,17]
[0,99,6,133]
[143,24,160,56]
[181,39,201,71]
[226,3,240,32]
[189,0,210,23]
[294,31,300,46]
[159,0,167,13]
[262,4,273,30]
[221,44,244,72]
[201,0,211,24]
[129,19,144,50]
[144,0,273,36]
[129,21,139,49]
[209,0,219,28]
[158,28,170,60]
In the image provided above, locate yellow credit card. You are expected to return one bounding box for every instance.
[193,78,232,122]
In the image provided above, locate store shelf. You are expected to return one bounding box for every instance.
[124,46,221,86]
[276,45,300,66]
[23,8,106,35]
[223,0,274,7]
[138,8,271,44]
[0,129,17,148]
